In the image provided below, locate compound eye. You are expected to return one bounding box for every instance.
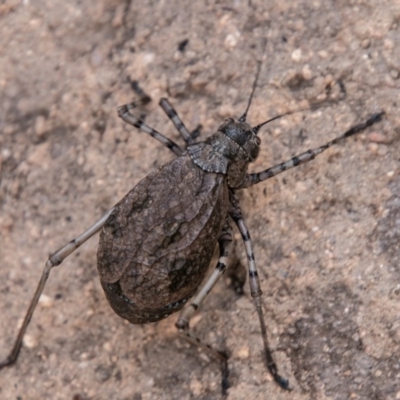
[254,136,261,145]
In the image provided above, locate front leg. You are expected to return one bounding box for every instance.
[159,97,201,146]
[241,112,384,188]
[118,103,184,156]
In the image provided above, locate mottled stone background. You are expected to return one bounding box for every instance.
[0,1,399,399]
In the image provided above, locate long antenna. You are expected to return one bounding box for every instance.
[238,38,267,123]
[252,107,312,134]
[252,97,371,134]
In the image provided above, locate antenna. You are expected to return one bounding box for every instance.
[252,107,312,134]
[238,38,267,123]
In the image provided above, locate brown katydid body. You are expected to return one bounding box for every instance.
[98,119,259,324]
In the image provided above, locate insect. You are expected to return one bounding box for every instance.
[0,59,384,393]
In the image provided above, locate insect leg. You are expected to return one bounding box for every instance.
[176,219,233,330]
[229,191,290,390]
[177,330,230,395]
[240,111,385,188]
[159,98,200,145]
[118,104,184,156]
[176,218,233,394]
[0,207,114,370]
[189,124,202,141]
[129,79,152,107]
[226,247,247,296]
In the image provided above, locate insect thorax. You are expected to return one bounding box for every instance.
[188,119,260,188]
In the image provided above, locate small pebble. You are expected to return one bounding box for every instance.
[369,132,389,144]
[23,334,38,349]
[368,143,379,155]
[302,64,312,80]
[291,48,302,62]
[383,38,394,51]
[190,378,203,396]
[318,50,328,59]
[39,293,54,308]
[0,214,14,230]
[103,341,112,352]
[112,4,125,28]
[224,31,240,48]
[146,378,154,387]
[237,345,250,359]
[34,115,46,137]
[95,364,113,382]
[143,52,155,64]
[361,38,370,48]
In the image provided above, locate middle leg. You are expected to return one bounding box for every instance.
[229,190,290,390]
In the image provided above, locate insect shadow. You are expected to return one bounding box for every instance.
[0,57,384,394]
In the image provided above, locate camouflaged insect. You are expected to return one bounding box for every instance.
[98,117,261,324]
[0,68,384,393]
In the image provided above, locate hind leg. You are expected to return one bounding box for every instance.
[175,218,234,395]
[0,208,115,369]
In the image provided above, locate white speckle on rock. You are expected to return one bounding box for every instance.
[34,115,46,137]
[143,52,155,64]
[237,345,250,359]
[146,377,154,387]
[39,294,53,308]
[318,50,328,58]
[224,31,240,48]
[23,334,38,349]
[291,48,302,62]
[302,64,313,80]
[190,378,203,396]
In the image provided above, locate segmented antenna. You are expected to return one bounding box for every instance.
[252,107,311,134]
[238,38,267,123]
[252,105,385,135]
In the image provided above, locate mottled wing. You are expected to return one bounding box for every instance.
[97,154,229,313]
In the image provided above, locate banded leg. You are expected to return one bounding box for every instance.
[129,79,152,106]
[0,208,114,369]
[176,219,233,330]
[229,191,290,390]
[118,104,184,156]
[178,330,230,395]
[176,219,234,395]
[240,111,385,188]
[159,98,201,145]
